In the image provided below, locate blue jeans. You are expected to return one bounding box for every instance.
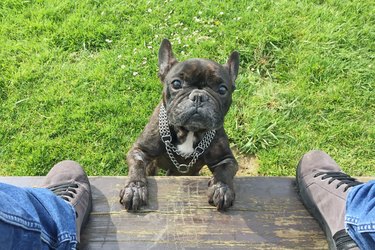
[346,180,375,250]
[0,183,77,250]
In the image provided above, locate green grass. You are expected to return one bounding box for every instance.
[1,0,374,176]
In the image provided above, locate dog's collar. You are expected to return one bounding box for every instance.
[159,105,216,174]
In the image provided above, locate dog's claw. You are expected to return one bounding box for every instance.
[119,181,147,211]
[207,181,235,211]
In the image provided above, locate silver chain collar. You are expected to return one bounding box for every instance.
[159,105,216,174]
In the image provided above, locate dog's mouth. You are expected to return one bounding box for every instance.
[169,106,221,132]
[178,126,206,135]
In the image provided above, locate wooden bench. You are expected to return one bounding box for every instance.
[2,176,367,249]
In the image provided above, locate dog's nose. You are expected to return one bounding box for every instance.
[189,90,208,104]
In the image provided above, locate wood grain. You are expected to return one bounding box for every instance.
[3,176,364,249]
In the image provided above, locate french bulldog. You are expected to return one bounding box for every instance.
[119,39,239,211]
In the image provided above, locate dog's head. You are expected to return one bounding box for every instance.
[158,39,239,132]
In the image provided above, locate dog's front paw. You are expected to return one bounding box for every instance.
[119,181,147,211]
[207,180,235,211]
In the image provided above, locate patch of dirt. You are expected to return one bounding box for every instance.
[200,148,260,176]
[233,148,260,176]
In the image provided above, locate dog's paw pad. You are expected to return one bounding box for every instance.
[119,181,147,211]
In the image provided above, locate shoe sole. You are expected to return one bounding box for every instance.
[82,192,93,228]
[296,165,336,250]
[76,192,92,249]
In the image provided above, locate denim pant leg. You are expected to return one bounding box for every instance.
[345,180,375,249]
[0,183,77,250]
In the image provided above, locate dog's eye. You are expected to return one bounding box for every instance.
[218,85,228,95]
[171,80,182,90]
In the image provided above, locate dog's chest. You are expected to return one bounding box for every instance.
[177,132,195,156]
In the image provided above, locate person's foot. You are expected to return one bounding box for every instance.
[43,160,92,242]
[296,150,362,250]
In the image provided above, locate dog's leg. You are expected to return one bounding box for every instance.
[146,161,158,176]
[119,147,150,211]
[120,105,163,211]
[207,158,238,211]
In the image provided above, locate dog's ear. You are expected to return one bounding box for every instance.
[158,39,178,81]
[225,51,239,88]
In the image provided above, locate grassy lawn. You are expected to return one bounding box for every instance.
[1,0,374,176]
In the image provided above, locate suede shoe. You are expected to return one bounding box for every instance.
[296,150,362,250]
[43,160,92,243]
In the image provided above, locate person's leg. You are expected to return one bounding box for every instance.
[0,160,91,249]
[296,150,362,250]
[42,160,92,243]
[345,180,375,249]
[0,183,77,249]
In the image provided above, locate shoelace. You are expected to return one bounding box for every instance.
[314,172,362,192]
[47,183,79,202]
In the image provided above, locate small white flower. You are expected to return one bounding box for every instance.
[105,39,112,43]
[133,72,139,76]
[121,65,126,69]
[219,12,224,15]
[147,8,152,13]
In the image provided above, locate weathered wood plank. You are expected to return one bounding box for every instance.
[1,176,369,249]
[0,176,325,249]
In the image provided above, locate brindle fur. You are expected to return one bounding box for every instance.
[120,39,239,211]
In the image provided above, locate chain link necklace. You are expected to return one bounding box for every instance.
[159,105,216,173]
